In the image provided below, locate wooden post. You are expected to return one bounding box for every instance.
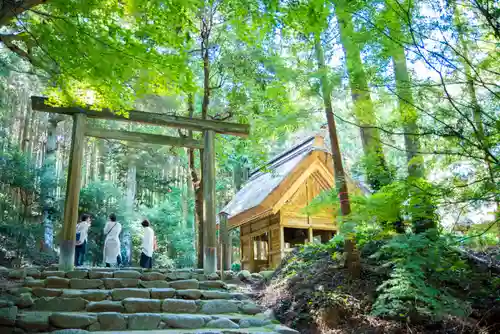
[256,236,262,261]
[280,226,285,261]
[219,213,231,275]
[203,130,217,274]
[249,236,255,273]
[308,227,314,244]
[59,114,86,271]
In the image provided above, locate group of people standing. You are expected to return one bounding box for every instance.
[74,214,156,269]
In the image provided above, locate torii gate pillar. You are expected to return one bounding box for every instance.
[59,114,87,271]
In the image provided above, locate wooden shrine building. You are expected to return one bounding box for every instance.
[220,135,363,272]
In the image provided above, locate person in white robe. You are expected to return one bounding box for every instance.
[140,219,155,269]
[103,213,122,267]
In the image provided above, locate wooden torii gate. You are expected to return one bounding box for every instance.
[31,96,249,273]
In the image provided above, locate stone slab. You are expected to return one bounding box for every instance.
[200,300,239,314]
[161,314,208,329]
[86,300,125,312]
[239,318,272,328]
[141,272,167,281]
[162,299,198,313]
[50,312,98,328]
[169,279,199,290]
[127,313,161,330]
[16,311,50,331]
[24,279,46,288]
[42,271,66,278]
[66,271,89,279]
[45,277,70,289]
[0,306,17,326]
[50,330,89,334]
[8,270,25,280]
[240,302,262,315]
[113,270,142,279]
[62,289,110,301]
[0,300,13,308]
[139,280,171,289]
[70,278,104,289]
[103,278,139,289]
[7,287,31,296]
[201,291,233,300]
[206,318,239,329]
[98,312,126,331]
[25,268,42,278]
[199,280,226,290]
[111,288,150,301]
[15,293,34,308]
[273,324,300,334]
[150,288,176,299]
[33,297,87,312]
[177,289,202,300]
[89,271,114,279]
[123,298,162,313]
[88,321,101,331]
[166,272,192,281]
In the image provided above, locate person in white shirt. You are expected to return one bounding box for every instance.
[103,213,122,267]
[75,214,92,267]
[140,219,155,269]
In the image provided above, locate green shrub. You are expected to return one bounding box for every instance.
[370,230,471,322]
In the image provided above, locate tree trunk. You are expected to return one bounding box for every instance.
[453,5,499,239]
[21,94,31,152]
[190,147,204,269]
[315,35,359,278]
[185,92,205,269]
[123,158,136,265]
[98,140,107,181]
[89,140,97,181]
[386,7,435,232]
[41,115,61,251]
[28,108,38,158]
[334,0,391,190]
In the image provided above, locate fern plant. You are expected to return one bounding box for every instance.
[371,230,471,322]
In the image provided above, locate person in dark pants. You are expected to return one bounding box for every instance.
[140,219,155,269]
[75,214,92,267]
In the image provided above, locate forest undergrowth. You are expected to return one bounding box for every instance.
[260,232,500,334]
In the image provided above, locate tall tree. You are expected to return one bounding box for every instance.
[333,0,392,190]
[385,1,424,179]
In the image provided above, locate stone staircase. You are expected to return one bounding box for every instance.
[0,267,296,334]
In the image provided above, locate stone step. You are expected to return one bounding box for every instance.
[8,310,278,332]
[21,277,229,291]
[9,268,221,282]
[61,288,243,300]
[96,328,279,334]
[95,326,298,334]
[2,293,262,315]
[6,287,250,303]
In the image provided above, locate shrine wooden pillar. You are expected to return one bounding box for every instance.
[59,113,86,271]
[203,130,217,274]
[219,212,231,277]
[308,227,314,244]
[280,226,285,260]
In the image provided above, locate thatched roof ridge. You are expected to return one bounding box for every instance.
[220,136,320,218]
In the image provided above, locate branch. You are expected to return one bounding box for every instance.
[471,0,500,39]
[0,0,48,28]
[209,111,233,121]
[0,34,33,63]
